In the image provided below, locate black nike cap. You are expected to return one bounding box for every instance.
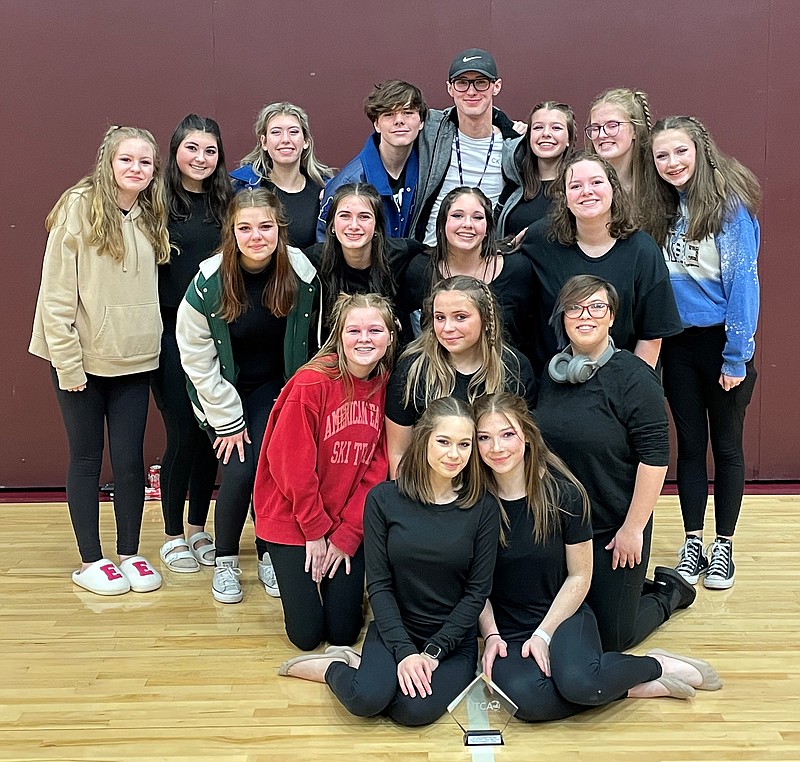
[448,48,498,80]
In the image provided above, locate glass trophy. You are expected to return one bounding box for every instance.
[446,672,518,746]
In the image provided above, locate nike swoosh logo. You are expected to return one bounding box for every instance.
[462,55,481,62]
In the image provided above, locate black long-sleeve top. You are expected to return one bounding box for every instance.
[364,481,499,662]
[399,250,536,353]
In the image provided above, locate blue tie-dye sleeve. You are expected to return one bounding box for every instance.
[716,202,760,377]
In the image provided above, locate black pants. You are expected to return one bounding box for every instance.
[587,519,674,652]
[150,321,218,536]
[52,369,150,563]
[210,380,281,558]
[325,620,478,727]
[265,542,365,651]
[662,327,757,537]
[493,605,661,722]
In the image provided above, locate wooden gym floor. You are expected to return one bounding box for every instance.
[1,495,798,762]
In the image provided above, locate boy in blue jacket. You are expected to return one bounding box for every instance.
[317,80,428,241]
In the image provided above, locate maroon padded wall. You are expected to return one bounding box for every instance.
[3,0,795,486]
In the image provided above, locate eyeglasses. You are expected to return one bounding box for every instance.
[584,121,630,140]
[564,302,610,319]
[450,77,495,92]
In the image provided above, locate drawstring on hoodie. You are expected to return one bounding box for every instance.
[120,204,142,273]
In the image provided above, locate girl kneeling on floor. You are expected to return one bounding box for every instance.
[278,396,499,728]
[253,292,396,651]
[385,275,537,476]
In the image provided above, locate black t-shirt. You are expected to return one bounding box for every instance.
[388,163,408,194]
[264,177,322,250]
[364,480,500,661]
[399,251,536,353]
[491,481,592,641]
[229,264,287,393]
[521,220,683,374]
[534,350,669,534]
[160,192,222,315]
[503,181,555,239]
[385,346,538,427]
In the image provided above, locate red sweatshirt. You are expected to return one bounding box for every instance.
[253,361,388,556]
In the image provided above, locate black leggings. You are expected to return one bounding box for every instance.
[150,322,218,536]
[265,542,366,651]
[493,606,661,722]
[587,519,674,652]
[52,369,150,563]
[325,620,478,727]
[211,380,280,558]
[662,327,757,537]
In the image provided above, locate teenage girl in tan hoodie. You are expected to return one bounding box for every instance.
[30,126,170,596]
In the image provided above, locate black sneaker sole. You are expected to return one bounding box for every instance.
[654,566,697,610]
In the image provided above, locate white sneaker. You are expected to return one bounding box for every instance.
[213,556,243,603]
[257,552,281,598]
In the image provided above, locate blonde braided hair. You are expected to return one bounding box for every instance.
[400,276,515,412]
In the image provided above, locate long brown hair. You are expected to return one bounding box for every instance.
[165,114,232,226]
[474,393,590,544]
[217,189,297,321]
[648,115,762,245]
[397,396,484,508]
[548,151,637,246]
[320,183,393,323]
[432,187,498,281]
[520,101,576,200]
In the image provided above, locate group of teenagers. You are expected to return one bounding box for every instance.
[30,46,760,726]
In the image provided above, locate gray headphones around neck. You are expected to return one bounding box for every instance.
[548,338,617,384]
